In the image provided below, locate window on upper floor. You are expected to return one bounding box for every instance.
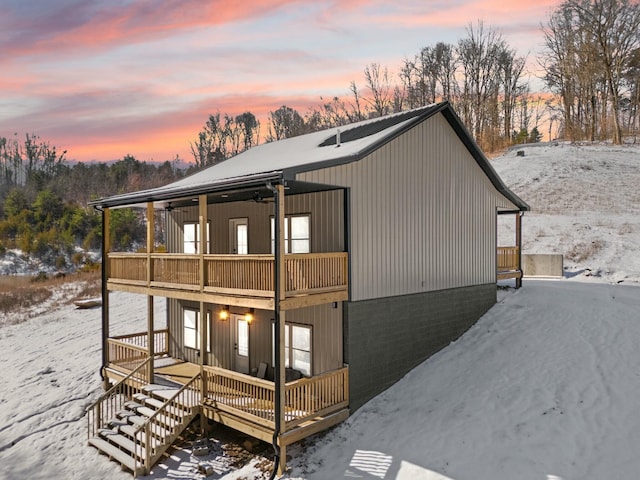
[270,214,310,254]
[183,222,210,254]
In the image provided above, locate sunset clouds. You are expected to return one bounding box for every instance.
[1,0,559,163]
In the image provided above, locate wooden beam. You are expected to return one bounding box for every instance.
[281,290,348,310]
[280,409,350,445]
[106,282,276,309]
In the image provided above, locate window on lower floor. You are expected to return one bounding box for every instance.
[272,322,312,376]
[184,308,210,351]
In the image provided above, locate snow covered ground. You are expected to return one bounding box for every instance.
[494,142,640,285]
[0,143,639,480]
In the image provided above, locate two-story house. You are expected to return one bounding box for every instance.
[86,101,528,476]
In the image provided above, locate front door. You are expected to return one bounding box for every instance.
[233,314,250,374]
[229,218,248,254]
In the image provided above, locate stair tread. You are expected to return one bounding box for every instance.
[117,410,147,427]
[128,405,182,428]
[89,436,138,473]
[98,429,146,458]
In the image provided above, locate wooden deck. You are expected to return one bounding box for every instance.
[107,252,349,309]
[103,350,350,450]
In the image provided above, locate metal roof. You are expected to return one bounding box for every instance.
[89,102,529,211]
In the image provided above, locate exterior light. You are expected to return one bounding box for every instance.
[244,309,254,324]
[219,306,229,321]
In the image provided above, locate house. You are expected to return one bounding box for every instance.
[86,101,528,476]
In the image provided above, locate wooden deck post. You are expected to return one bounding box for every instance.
[198,194,208,433]
[101,207,111,390]
[276,183,287,476]
[515,212,523,289]
[146,203,155,383]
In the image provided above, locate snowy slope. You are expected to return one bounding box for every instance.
[286,280,640,480]
[494,142,640,284]
[1,144,639,480]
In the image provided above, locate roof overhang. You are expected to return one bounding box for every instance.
[89,171,285,209]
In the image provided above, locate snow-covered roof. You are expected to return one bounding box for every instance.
[90,102,528,210]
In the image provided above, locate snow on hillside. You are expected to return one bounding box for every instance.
[0,144,639,480]
[493,142,640,285]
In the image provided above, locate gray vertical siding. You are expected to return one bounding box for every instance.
[168,300,343,376]
[166,190,344,254]
[297,113,517,301]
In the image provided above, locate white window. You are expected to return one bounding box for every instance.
[183,309,210,351]
[183,222,210,254]
[272,323,312,376]
[271,214,310,254]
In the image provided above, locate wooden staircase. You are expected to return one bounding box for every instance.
[87,359,202,477]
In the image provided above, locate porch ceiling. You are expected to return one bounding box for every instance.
[160,179,343,211]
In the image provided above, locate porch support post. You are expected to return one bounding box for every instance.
[147,296,155,383]
[101,207,111,390]
[198,194,208,432]
[275,183,287,476]
[146,203,155,383]
[515,212,523,289]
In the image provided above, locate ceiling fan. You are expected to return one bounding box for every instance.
[252,191,274,204]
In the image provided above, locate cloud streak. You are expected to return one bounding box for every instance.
[1,0,558,163]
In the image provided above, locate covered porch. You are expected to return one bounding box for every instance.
[103,329,349,451]
[497,209,524,287]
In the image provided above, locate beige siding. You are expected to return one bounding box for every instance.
[298,112,518,301]
[166,190,344,254]
[168,300,342,376]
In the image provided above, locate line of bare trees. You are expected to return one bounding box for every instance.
[541,0,640,143]
[191,21,543,165]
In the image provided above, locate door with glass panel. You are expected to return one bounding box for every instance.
[229,218,248,254]
[233,314,250,374]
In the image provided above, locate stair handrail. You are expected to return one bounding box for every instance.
[135,372,202,470]
[87,358,152,439]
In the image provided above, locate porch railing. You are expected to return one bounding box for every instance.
[111,329,169,356]
[284,366,349,429]
[202,365,349,430]
[497,246,520,272]
[107,338,148,372]
[203,366,276,427]
[107,252,348,296]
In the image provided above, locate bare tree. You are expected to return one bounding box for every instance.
[363,63,393,117]
[572,0,640,144]
[190,113,230,167]
[542,0,640,143]
[457,22,511,149]
[266,105,307,141]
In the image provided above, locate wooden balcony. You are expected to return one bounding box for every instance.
[107,252,349,309]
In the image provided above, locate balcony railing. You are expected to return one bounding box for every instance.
[107,252,348,297]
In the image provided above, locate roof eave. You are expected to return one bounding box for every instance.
[441,107,530,212]
[89,171,285,208]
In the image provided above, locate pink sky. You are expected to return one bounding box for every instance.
[1,0,559,164]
